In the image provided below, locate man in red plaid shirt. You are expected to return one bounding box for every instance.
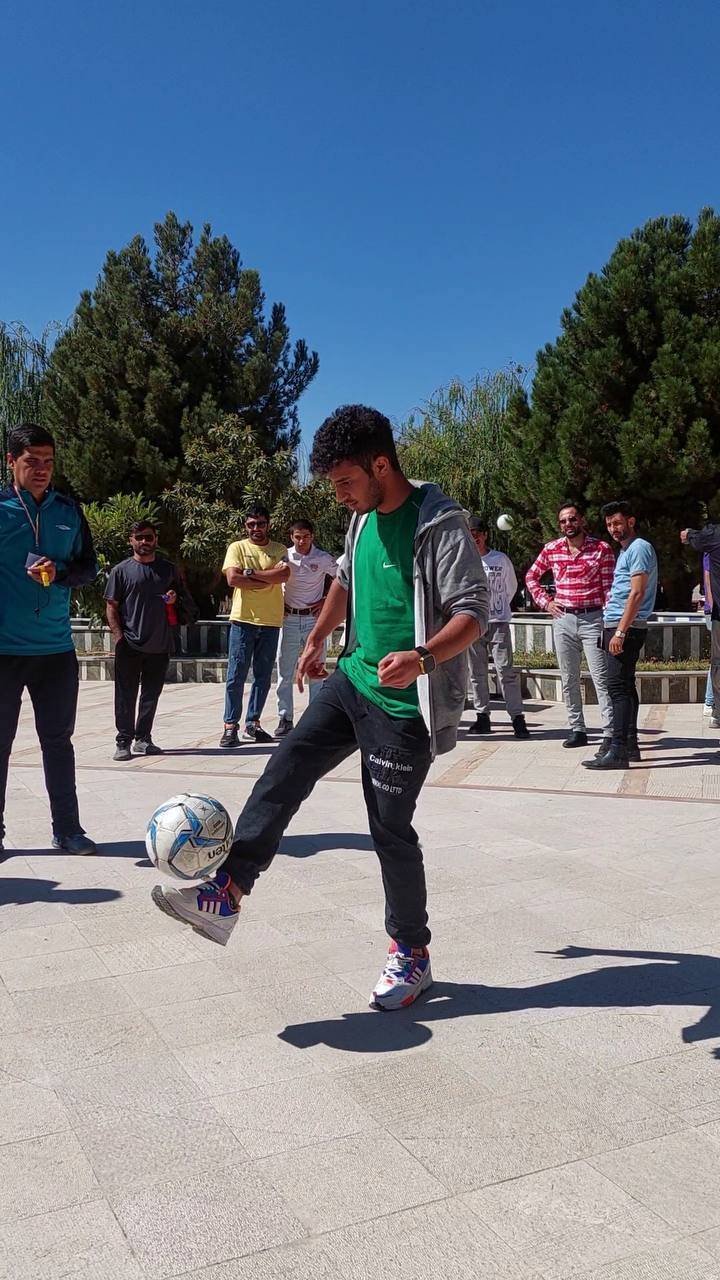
[526,502,615,752]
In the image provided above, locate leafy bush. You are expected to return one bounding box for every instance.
[513,650,710,672]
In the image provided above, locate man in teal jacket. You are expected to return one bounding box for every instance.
[0,423,99,855]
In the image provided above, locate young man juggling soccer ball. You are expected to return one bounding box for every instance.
[152,405,487,1010]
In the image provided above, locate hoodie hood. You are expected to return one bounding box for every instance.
[409,480,466,538]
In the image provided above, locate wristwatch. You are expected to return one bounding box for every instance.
[416,646,437,675]
[243,568,255,578]
[614,628,626,638]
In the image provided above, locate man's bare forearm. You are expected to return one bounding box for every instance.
[106,601,123,642]
[424,613,480,664]
[616,584,646,633]
[308,579,348,641]
[251,564,291,584]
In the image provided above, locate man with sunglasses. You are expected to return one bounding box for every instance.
[526,502,615,751]
[220,504,290,747]
[0,422,98,856]
[105,521,190,760]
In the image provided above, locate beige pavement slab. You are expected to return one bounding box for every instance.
[2,685,720,1277]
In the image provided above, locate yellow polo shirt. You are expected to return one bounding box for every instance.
[222,538,287,627]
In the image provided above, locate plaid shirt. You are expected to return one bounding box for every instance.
[525,535,615,611]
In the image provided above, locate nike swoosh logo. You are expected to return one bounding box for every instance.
[383,562,397,569]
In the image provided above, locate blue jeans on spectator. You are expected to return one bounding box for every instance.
[224,622,279,727]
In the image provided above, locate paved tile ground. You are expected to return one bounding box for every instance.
[2,685,720,1278]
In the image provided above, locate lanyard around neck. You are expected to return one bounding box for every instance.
[14,486,41,548]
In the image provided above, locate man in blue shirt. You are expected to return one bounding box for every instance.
[0,423,99,855]
[584,500,658,771]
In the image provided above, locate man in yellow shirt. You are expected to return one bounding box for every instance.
[220,504,290,747]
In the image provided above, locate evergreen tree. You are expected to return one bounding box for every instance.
[0,322,58,483]
[506,209,720,603]
[43,213,319,500]
[167,415,346,606]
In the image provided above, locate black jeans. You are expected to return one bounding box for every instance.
[114,640,170,743]
[0,651,83,839]
[604,626,645,747]
[225,669,433,947]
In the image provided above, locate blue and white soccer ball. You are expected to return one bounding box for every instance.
[146,793,233,881]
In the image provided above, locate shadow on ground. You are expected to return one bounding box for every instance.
[280,945,720,1058]
[1,840,150,866]
[1,876,122,907]
[279,832,374,858]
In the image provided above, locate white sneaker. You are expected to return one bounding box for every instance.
[370,941,433,1011]
[710,716,720,729]
[151,870,240,945]
[704,704,713,716]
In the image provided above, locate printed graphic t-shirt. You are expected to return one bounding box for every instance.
[223,538,287,627]
[340,487,426,718]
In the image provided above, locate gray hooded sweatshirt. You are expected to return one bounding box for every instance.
[337,482,489,757]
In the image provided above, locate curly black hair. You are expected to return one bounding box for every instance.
[309,405,400,475]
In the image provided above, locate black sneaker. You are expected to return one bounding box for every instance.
[52,833,98,855]
[219,726,240,749]
[133,739,163,756]
[563,730,589,748]
[243,723,274,744]
[467,712,492,735]
[113,742,132,761]
[512,715,530,739]
[275,717,294,739]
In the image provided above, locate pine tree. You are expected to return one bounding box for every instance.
[43,213,319,500]
[506,209,720,603]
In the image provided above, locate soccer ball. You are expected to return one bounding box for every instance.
[496,513,514,532]
[146,794,233,882]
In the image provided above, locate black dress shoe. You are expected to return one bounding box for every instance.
[627,738,641,762]
[582,746,629,770]
[467,712,492,735]
[563,730,588,748]
[512,715,530,739]
[594,736,612,759]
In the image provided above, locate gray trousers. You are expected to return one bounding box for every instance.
[552,610,613,733]
[467,621,523,719]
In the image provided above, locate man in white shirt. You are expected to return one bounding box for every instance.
[275,519,338,737]
[466,517,529,738]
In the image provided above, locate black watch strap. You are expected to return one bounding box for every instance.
[416,645,437,674]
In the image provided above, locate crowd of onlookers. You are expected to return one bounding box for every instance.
[3,417,720,861]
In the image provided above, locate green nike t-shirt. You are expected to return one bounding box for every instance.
[339,487,427,717]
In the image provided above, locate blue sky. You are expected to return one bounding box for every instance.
[3,0,720,451]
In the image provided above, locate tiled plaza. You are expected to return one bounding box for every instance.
[2,684,720,1278]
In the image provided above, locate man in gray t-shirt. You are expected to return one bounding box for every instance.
[104,521,187,761]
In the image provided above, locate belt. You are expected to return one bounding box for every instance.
[284,605,315,616]
[557,606,603,614]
